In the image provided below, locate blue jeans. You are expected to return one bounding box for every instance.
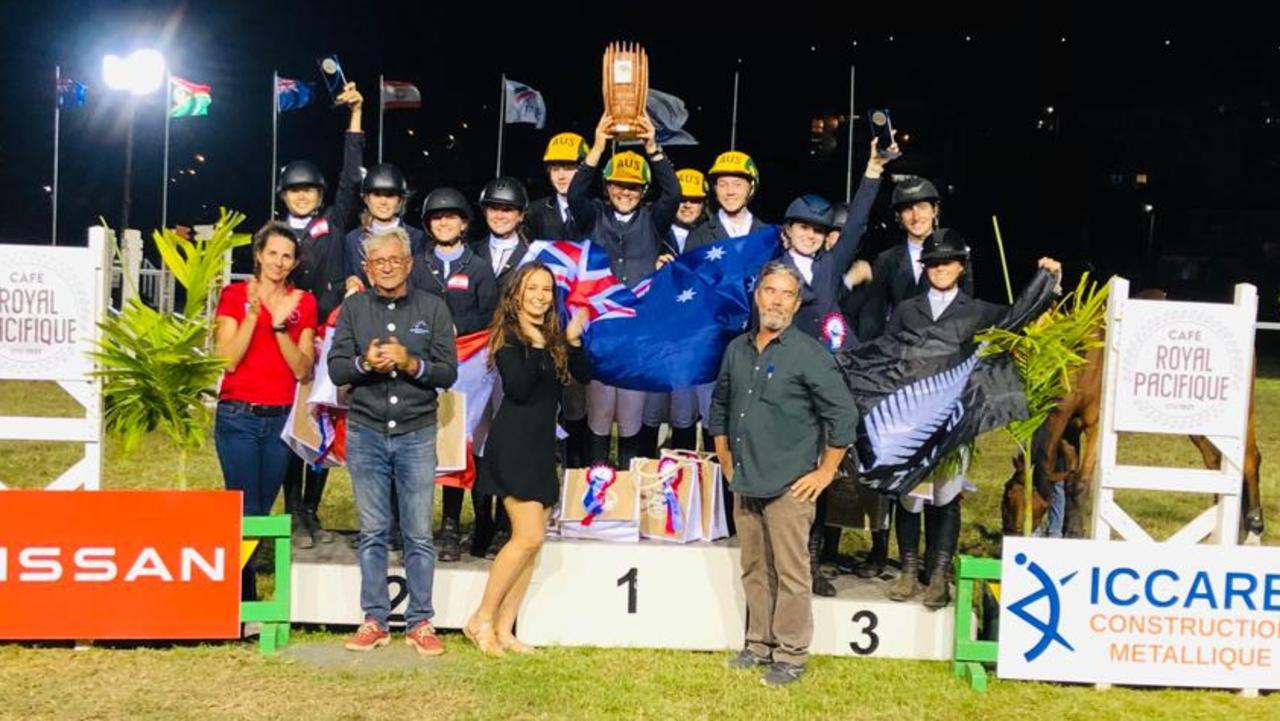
[214,402,292,600]
[346,422,437,629]
[1046,481,1066,538]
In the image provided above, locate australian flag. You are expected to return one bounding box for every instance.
[57,78,86,109]
[526,227,783,392]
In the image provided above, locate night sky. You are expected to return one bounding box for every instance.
[5,6,1280,318]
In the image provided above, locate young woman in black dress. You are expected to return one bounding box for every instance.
[464,262,589,655]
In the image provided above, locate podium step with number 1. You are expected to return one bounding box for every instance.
[291,536,954,660]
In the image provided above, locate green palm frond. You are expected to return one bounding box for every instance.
[90,209,250,486]
[975,272,1109,536]
[976,273,1109,449]
[152,207,251,317]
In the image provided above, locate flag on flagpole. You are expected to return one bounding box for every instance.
[503,78,546,128]
[381,79,422,110]
[56,78,86,109]
[168,76,211,118]
[646,88,698,146]
[276,76,313,112]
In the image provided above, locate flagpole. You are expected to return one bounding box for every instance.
[377,73,385,163]
[496,73,506,177]
[730,69,740,151]
[271,71,279,220]
[161,72,171,230]
[845,64,856,203]
[52,65,61,246]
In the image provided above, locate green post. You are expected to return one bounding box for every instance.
[240,514,292,655]
[952,555,1002,692]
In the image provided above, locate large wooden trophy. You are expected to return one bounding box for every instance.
[602,42,649,140]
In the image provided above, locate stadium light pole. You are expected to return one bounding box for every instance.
[102,49,166,237]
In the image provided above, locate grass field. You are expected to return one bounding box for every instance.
[1,379,1278,720]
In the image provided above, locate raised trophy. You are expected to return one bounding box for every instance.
[602,42,650,140]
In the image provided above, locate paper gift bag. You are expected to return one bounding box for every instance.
[434,389,468,473]
[660,449,728,541]
[281,380,347,468]
[634,457,702,543]
[557,465,640,542]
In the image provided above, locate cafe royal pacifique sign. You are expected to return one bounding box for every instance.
[1113,299,1252,439]
[0,245,96,381]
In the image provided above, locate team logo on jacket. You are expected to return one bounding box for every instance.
[821,312,849,351]
[447,275,470,291]
[308,218,330,239]
[409,320,430,335]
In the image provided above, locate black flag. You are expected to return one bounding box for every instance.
[837,270,1059,496]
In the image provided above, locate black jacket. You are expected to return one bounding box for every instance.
[408,244,499,336]
[470,233,530,289]
[288,131,365,320]
[327,287,458,435]
[885,289,1003,339]
[525,194,578,241]
[684,210,769,253]
[566,155,681,289]
[860,235,975,340]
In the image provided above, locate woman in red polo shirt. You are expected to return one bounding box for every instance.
[214,221,317,598]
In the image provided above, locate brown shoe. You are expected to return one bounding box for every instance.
[887,550,922,602]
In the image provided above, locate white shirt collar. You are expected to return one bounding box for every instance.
[671,225,690,253]
[789,250,815,285]
[489,233,518,250]
[719,209,753,238]
[908,239,924,281]
[928,286,959,320]
[369,218,401,235]
[286,215,311,231]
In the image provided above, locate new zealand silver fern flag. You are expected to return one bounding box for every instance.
[837,270,1060,496]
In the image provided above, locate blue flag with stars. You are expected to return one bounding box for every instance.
[584,226,783,391]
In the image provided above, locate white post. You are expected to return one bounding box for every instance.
[1090,276,1128,542]
[120,229,143,307]
[52,65,61,246]
[844,65,856,203]
[496,74,507,177]
[161,73,171,231]
[730,70,740,151]
[271,71,279,220]
[377,73,385,163]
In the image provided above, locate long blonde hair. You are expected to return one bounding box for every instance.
[486,262,572,384]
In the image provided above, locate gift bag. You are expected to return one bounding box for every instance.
[557,465,640,542]
[826,475,883,530]
[634,457,703,544]
[434,389,468,474]
[435,440,476,489]
[660,449,728,541]
[282,312,350,468]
